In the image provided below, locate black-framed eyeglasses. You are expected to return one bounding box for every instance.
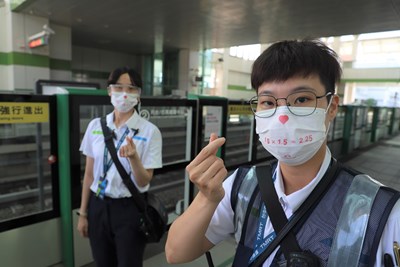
[108,84,141,94]
[249,91,332,118]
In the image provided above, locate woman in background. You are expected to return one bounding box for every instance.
[77,66,162,267]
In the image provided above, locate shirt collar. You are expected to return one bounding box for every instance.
[125,111,140,129]
[274,148,332,212]
[106,111,139,130]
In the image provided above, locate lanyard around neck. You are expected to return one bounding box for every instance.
[249,171,278,264]
[249,158,339,267]
[102,128,130,176]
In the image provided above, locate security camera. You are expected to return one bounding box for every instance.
[43,24,55,35]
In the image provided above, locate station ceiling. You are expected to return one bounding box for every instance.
[15,0,400,55]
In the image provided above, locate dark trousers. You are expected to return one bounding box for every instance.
[88,193,147,267]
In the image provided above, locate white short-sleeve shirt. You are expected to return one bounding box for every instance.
[205,148,400,266]
[80,111,162,198]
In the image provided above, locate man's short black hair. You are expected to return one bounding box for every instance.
[251,39,342,94]
[107,66,143,88]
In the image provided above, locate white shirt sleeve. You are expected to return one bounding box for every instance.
[79,118,98,158]
[140,125,162,169]
[374,198,400,266]
[205,170,237,245]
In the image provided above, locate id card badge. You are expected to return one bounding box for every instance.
[96,177,108,199]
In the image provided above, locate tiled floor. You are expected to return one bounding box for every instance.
[342,134,400,191]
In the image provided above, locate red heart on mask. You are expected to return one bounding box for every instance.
[279,115,289,124]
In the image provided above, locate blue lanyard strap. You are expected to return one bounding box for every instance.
[102,128,130,178]
[249,204,277,263]
[249,170,278,264]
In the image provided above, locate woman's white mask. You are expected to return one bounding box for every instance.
[255,106,331,166]
[111,92,139,113]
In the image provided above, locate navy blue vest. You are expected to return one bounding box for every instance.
[231,161,400,267]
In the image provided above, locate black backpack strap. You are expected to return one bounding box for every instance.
[256,164,301,259]
[368,188,400,267]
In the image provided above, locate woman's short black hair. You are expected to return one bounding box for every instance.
[107,66,143,88]
[251,39,342,94]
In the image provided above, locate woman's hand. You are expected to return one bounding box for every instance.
[120,136,138,160]
[77,215,89,238]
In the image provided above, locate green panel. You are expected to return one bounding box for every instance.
[370,107,379,142]
[50,58,72,70]
[227,84,249,91]
[389,107,395,135]
[56,94,74,267]
[341,106,353,155]
[142,55,153,95]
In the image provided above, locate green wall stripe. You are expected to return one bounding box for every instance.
[12,52,49,67]
[50,58,71,70]
[0,52,12,65]
[228,84,250,91]
[0,52,73,71]
[0,52,49,67]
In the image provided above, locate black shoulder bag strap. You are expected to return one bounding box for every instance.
[250,158,339,267]
[257,163,301,259]
[100,117,146,212]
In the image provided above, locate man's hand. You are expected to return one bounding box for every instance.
[186,133,227,203]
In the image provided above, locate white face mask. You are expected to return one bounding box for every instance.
[111,92,139,113]
[255,106,330,166]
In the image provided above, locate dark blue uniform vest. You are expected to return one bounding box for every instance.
[231,160,400,267]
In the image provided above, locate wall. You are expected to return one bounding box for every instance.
[49,24,72,81]
[0,3,13,91]
[220,50,255,101]
[11,12,51,93]
[343,67,400,81]
[0,5,51,92]
[72,46,140,89]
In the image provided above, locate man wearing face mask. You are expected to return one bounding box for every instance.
[77,66,162,267]
[165,40,400,267]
